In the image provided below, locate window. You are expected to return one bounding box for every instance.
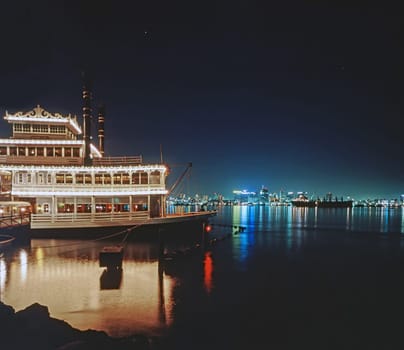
[50,126,65,134]
[18,147,26,156]
[46,148,54,157]
[113,197,130,212]
[104,174,111,184]
[40,125,48,133]
[55,147,62,157]
[37,147,44,156]
[95,174,103,184]
[43,203,50,213]
[149,170,160,184]
[140,171,148,184]
[132,172,140,184]
[65,148,72,157]
[9,147,17,156]
[14,124,22,132]
[132,196,148,211]
[113,173,122,185]
[38,173,45,184]
[28,147,35,156]
[56,173,65,184]
[77,197,91,213]
[57,198,74,213]
[95,198,112,213]
[76,174,84,184]
[72,148,80,157]
[122,173,130,184]
[65,174,73,184]
[84,174,92,184]
[0,147,7,155]
[23,124,31,132]
[32,125,41,132]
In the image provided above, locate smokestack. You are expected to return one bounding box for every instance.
[98,104,105,157]
[81,71,92,165]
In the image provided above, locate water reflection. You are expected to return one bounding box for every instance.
[100,267,123,290]
[0,257,6,297]
[2,239,176,337]
[218,205,404,263]
[203,251,213,294]
[19,250,28,282]
[1,205,403,342]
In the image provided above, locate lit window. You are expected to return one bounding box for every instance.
[149,170,160,184]
[18,147,26,156]
[65,148,72,157]
[113,173,122,184]
[55,148,62,157]
[32,125,41,132]
[140,171,148,184]
[46,148,54,157]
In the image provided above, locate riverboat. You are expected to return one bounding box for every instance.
[0,79,215,238]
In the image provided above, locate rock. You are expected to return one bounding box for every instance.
[0,301,15,319]
[0,302,153,349]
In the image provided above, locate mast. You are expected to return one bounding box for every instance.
[98,104,105,157]
[81,71,92,165]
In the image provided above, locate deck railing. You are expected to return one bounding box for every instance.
[93,156,142,166]
[30,211,150,229]
[0,213,31,228]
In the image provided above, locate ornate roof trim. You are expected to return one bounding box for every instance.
[5,105,70,120]
[4,105,82,134]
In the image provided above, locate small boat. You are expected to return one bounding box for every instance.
[0,234,16,248]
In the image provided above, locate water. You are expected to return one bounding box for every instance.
[1,206,404,349]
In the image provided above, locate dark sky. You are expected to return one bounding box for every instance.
[0,1,402,199]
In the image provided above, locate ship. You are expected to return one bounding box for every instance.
[291,199,353,208]
[0,77,216,238]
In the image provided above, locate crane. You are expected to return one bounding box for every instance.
[167,162,192,196]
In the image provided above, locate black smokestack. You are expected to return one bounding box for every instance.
[81,71,92,165]
[98,104,105,157]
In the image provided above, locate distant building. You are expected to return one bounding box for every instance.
[233,190,256,204]
[259,186,269,204]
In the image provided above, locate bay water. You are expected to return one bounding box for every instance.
[1,206,404,349]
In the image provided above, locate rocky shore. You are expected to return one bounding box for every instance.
[0,302,154,349]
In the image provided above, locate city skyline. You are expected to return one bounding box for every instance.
[0,2,402,199]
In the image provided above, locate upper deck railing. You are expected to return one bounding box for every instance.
[93,156,142,166]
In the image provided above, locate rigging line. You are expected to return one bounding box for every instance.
[2,226,149,270]
[120,224,144,244]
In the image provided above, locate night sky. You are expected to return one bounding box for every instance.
[0,1,402,199]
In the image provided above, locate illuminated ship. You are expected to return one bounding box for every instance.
[0,80,215,238]
[291,198,353,208]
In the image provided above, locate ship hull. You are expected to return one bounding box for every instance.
[292,201,353,208]
[0,211,216,242]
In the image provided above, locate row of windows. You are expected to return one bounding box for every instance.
[0,146,81,157]
[14,124,67,134]
[38,196,149,214]
[15,171,162,185]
